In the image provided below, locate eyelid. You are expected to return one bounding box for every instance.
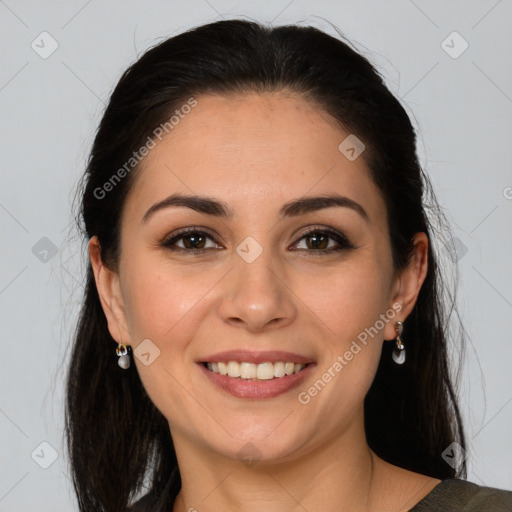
[161,226,224,251]
[290,225,355,251]
[161,226,354,256]
[292,225,349,242]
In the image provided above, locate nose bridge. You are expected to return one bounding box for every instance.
[219,235,296,330]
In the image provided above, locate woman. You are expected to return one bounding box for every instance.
[65,19,512,511]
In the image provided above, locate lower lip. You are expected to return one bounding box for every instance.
[198,363,316,399]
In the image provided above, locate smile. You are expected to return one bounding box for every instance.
[204,361,307,380]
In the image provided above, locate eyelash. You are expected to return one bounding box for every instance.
[160,226,355,255]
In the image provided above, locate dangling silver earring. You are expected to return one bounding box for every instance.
[392,321,405,365]
[116,342,131,369]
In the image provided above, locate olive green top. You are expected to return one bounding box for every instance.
[129,477,512,511]
[408,478,512,511]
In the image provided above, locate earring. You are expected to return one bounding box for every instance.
[392,321,405,365]
[116,342,131,369]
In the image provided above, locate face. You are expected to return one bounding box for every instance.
[93,90,423,465]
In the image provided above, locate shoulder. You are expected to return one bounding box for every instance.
[410,478,512,511]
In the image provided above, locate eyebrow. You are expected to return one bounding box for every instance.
[141,192,369,223]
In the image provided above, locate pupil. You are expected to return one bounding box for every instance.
[184,234,205,249]
[309,234,327,250]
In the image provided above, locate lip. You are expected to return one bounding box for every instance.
[197,350,315,365]
[197,350,316,399]
[198,362,316,399]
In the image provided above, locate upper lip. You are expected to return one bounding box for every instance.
[198,350,314,365]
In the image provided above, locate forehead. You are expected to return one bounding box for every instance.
[123,91,385,223]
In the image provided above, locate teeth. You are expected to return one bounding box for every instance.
[257,362,274,380]
[218,362,228,375]
[273,361,285,378]
[294,364,305,374]
[205,361,307,380]
[240,362,256,379]
[227,361,241,377]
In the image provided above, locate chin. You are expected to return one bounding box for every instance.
[199,416,312,466]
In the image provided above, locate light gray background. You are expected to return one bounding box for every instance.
[1,1,511,510]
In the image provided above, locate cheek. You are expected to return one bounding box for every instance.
[295,266,389,425]
[122,267,207,343]
[294,257,391,397]
[299,258,392,342]
[121,265,219,427]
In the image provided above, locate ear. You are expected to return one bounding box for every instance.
[88,236,130,346]
[384,232,429,341]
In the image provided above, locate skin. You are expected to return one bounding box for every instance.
[90,90,439,511]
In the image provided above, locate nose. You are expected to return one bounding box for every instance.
[218,247,297,333]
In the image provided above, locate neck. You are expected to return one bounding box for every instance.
[171,411,390,512]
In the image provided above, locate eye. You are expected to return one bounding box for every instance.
[291,227,354,254]
[161,228,222,253]
[161,226,354,255]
